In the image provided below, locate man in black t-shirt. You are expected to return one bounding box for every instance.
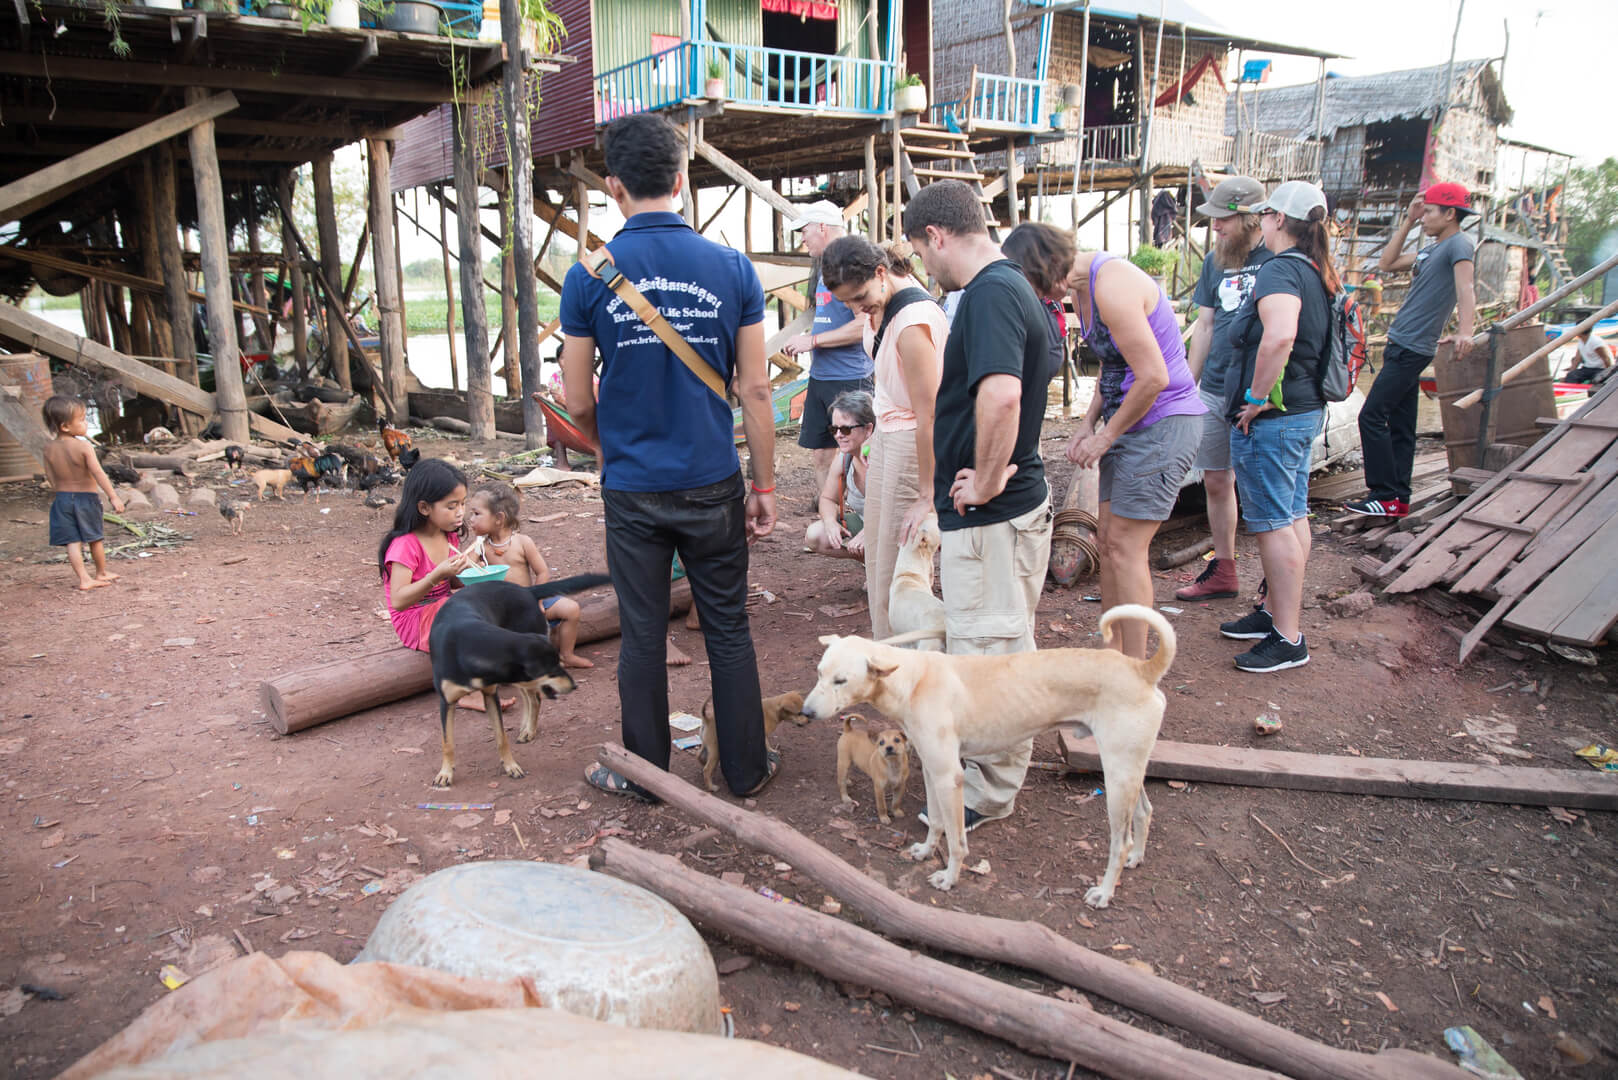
[903,180,1052,830]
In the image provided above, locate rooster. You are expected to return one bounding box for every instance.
[378,417,412,463]
[218,498,248,536]
[223,445,245,473]
[288,452,346,502]
[363,491,396,512]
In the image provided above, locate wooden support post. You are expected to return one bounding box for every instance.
[500,212,519,390]
[452,105,494,440]
[574,177,590,262]
[367,136,406,421]
[344,219,370,307]
[184,86,248,442]
[743,188,754,253]
[437,185,459,391]
[130,161,174,359]
[863,135,879,240]
[499,26,545,450]
[245,197,274,352]
[312,153,350,389]
[105,281,133,357]
[393,192,409,369]
[281,172,308,383]
[150,146,196,381]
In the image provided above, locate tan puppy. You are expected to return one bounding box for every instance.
[698,691,808,792]
[836,716,910,823]
[886,512,945,651]
[252,468,292,500]
[802,604,1173,908]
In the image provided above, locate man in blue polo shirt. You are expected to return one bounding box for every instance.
[558,113,779,802]
[782,200,875,496]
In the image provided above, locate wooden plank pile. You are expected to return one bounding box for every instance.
[1357,377,1618,660]
[1312,449,1453,542]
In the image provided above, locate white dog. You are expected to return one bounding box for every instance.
[802,605,1173,908]
[886,513,945,651]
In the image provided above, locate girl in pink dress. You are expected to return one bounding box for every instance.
[376,458,472,651]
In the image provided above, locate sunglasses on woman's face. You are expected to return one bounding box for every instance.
[829,424,865,436]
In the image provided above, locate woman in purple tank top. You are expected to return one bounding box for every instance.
[1063,241,1206,659]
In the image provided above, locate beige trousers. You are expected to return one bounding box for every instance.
[940,497,1053,819]
[862,427,922,640]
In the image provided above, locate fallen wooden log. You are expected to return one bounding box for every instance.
[591,837,1283,1080]
[118,452,196,476]
[261,580,689,734]
[1059,732,1618,812]
[598,745,1461,1080]
[1153,537,1213,571]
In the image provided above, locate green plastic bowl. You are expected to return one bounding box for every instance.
[456,563,510,585]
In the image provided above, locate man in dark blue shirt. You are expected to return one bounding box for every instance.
[559,113,779,801]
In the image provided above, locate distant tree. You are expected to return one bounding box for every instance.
[1563,157,1618,278]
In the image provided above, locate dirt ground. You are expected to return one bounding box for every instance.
[1,420,1614,1079]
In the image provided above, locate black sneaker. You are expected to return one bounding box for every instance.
[1234,630,1310,672]
[917,807,988,831]
[1220,606,1274,640]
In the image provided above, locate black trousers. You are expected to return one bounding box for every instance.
[602,471,768,795]
[1358,342,1429,502]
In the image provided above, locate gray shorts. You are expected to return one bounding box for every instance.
[1097,413,1202,521]
[1193,386,1231,471]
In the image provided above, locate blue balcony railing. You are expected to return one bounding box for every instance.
[930,74,1047,132]
[595,39,896,123]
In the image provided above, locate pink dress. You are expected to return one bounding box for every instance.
[384,532,460,652]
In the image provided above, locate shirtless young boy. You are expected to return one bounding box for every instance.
[40,394,124,591]
[464,481,593,669]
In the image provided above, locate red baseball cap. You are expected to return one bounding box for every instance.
[1423,182,1472,212]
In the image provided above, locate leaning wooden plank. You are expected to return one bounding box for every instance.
[261,580,691,733]
[1495,471,1618,596]
[1059,732,1618,811]
[1458,595,1516,663]
[598,745,1462,1080]
[0,381,52,465]
[1544,557,1618,645]
[0,300,302,445]
[692,138,798,218]
[1501,511,1618,644]
[593,839,1285,1080]
[0,91,238,224]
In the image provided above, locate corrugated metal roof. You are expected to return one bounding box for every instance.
[1225,59,1512,140]
[1027,0,1340,59]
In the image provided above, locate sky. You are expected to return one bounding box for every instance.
[1217,0,1615,164]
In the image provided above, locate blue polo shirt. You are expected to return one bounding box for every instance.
[560,211,765,493]
[809,275,874,381]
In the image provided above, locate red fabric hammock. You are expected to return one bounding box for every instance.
[762,0,838,19]
[1155,53,1223,109]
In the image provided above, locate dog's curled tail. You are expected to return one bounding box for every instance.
[1099,604,1177,686]
[841,715,855,734]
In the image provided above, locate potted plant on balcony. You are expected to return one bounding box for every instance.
[894,74,927,116]
[1129,245,1177,291]
[1049,99,1068,131]
[705,59,726,101]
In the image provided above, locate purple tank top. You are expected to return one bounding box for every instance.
[1078,253,1206,433]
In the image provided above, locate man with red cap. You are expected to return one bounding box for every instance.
[1346,182,1476,518]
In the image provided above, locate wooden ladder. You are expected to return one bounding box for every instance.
[895,123,1001,239]
[1522,204,1576,290]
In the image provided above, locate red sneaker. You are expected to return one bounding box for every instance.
[1175,557,1239,600]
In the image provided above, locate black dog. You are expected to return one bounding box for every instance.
[425,573,610,787]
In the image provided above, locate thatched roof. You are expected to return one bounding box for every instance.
[1225,60,1512,139]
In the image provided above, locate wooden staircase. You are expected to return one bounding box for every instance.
[1518,199,1576,291]
[895,123,1001,238]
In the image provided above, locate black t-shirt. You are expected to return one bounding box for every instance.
[1191,241,1272,398]
[1225,248,1329,423]
[933,260,1050,530]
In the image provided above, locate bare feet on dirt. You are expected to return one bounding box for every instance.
[76,578,111,591]
[456,695,517,712]
[562,653,595,669]
[685,607,701,630]
[666,636,691,666]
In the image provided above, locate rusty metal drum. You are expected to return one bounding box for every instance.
[354,860,721,1034]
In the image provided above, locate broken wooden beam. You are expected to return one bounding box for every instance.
[597,744,1463,1080]
[592,837,1284,1080]
[1059,731,1618,811]
[0,246,269,318]
[0,300,301,444]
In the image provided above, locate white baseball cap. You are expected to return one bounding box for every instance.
[1250,180,1328,221]
[788,199,845,231]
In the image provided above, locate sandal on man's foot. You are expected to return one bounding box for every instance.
[583,763,659,803]
[739,750,782,798]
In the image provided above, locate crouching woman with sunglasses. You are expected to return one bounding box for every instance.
[804,389,876,562]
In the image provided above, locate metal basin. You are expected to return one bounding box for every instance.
[354,861,722,1034]
[382,0,443,34]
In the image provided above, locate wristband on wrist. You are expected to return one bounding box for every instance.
[751,483,775,494]
[1243,388,1265,406]
[810,334,818,349]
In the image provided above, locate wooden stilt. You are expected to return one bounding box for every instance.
[392,191,409,371]
[130,161,174,359]
[343,219,369,307]
[498,16,545,451]
[367,136,406,420]
[452,104,494,440]
[106,282,133,357]
[151,146,196,381]
[864,135,879,240]
[438,184,459,391]
[1004,137,1021,228]
[246,197,274,352]
[574,176,590,262]
[744,188,754,253]
[185,86,248,442]
[281,172,308,383]
[498,191,519,395]
[312,153,350,389]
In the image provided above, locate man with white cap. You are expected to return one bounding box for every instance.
[1176,175,1270,603]
[783,200,875,496]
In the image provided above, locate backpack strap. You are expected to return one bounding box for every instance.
[584,246,729,402]
[871,286,937,361]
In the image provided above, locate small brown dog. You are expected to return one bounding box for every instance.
[252,468,292,500]
[836,716,910,824]
[698,691,808,792]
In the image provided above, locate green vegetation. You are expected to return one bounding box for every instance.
[1128,245,1177,278]
[1563,157,1618,302]
[402,291,559,334]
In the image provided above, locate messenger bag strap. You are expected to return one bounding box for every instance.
[583,246,729,402]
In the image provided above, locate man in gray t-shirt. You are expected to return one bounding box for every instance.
[1347,182,1477,518]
